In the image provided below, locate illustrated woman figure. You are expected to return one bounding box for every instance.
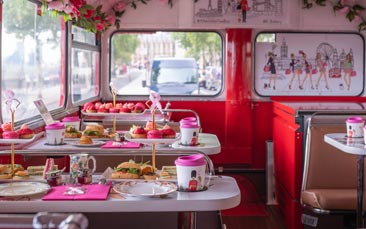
[288,53,299,89]
[266,52,277,90]
[299,51,314,90]
[343,53,353,90]
[315,52,329,90]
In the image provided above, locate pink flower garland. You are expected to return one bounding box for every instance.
[303,0,366,31]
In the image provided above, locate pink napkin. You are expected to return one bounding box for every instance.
[101,141,141,148]
[42,184,111,201]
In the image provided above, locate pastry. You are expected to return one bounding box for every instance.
[143,172,157,180]
[17,124,35,139]
[147,130,163,139]
[132,102,146,113]
[145,120,155,131]
[130,125,147,138]
[2,131,19,139]
[161,124,176,138]
[1,122,12,132]
[80,135,93,144]
[83,102,97,113]
[109,107,120,113]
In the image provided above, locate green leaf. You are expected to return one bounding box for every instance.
[346,11,355,21]
[353,5,365,11]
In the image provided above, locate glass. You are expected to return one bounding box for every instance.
[1,0,64,122]
[110,31,223,96]
[71,48,100,102]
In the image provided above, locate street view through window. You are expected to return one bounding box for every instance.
[110,31,223,96]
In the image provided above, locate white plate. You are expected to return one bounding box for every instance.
[0,132,44,144]
[0,182,50,197]
[69,141,106,147]
[113,180,177,197]
[124,132,180,145]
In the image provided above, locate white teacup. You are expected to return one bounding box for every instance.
[45,122,65,145]
[346,117,364,138]
[175,154,207,192]
[69,154,96,179]
[180,122,200,146]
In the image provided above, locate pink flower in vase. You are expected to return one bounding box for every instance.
[48,1,66,11]
[106,15,116,26]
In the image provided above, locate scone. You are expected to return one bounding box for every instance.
[80,135,93,144]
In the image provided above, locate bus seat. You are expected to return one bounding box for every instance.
[301,118,358,227]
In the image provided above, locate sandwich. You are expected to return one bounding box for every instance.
[65,126,82,138]
[27,165,58,176]
[83,124,104,138]
[112,160,141,179]
[0,164,24,179]
[13,170,30,180]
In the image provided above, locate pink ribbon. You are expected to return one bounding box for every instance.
[149,91,163,113]
[2,90,20,113]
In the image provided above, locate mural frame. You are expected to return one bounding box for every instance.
[254,31,365,97]
[193,0,289,27]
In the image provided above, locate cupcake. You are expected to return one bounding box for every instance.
[1,122,12,132]
[17,124,35,139]
[161,124,176,139]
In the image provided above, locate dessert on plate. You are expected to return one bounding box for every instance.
[17,124,35,139]
[2,131,19,139]
[80,135,93,144]
[147,130,163,139]
[161,124,176,139]
[130,125,147,138]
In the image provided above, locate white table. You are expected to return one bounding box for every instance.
[0,175,240,229]
[324,133,365,228]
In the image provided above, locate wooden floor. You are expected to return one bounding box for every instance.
[220,172,287,229]
[222,206,287,229]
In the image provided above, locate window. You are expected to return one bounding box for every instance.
[71,27,100,103]
[110,31,223,96]
[1,0,64,122]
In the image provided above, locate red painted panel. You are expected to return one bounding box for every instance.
[275,180,303,229]
[273,115,303,199]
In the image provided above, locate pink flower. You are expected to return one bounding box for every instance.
[106,15,116,26]
[64,5,74,14]
[113,1,126,13]
[96,22,105,31]
[48,1,65,11]
[338,6,350,14]
[83,9,95,19]
[354,15,362,22]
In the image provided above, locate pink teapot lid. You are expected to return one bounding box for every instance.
[346,117,364,123]
[45,122,65,130]
[175,154,205,166]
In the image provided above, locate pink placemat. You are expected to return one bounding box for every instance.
[101,141,141,148]
[42,184,111,201]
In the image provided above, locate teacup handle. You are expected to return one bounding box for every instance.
[87,156,97,174]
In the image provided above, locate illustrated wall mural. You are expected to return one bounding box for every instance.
[193,0,288,26]
[254,32,365,96]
